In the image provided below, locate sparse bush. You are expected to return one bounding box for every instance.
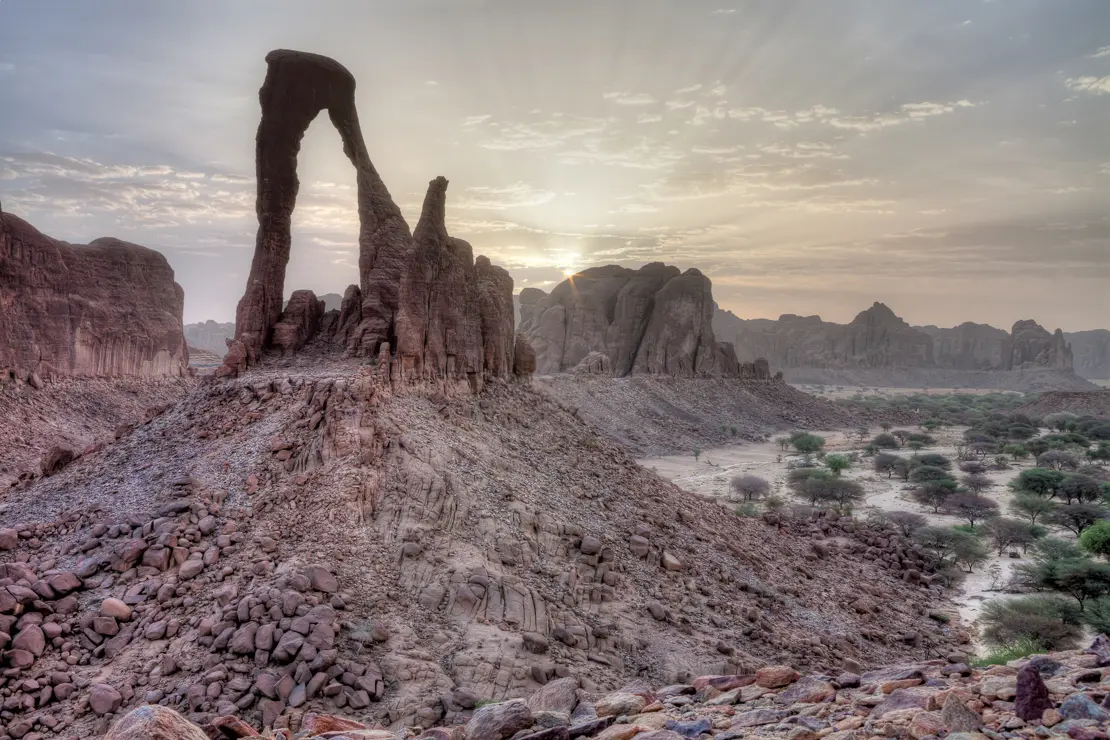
[872,433,899,449]
[912,479,959,513]
[910,465,952,484]
[946,493,1000,527]
[959,460,988,475]
[979,595,1082,651]
[1011,493,1058,525]
[962,473,992,494]
[982,517,1038,556]
[916,453,951,470]
[775,436,791,452]
[1038,450,1080,472]
[763,494,785,511]
[734,502,760,517]
[823,453,851,476]
[730,474,770,501]
[888,510,928,537]
[873,453,900,478]
[1047,503,1108,536]
[1081,596,1110,635]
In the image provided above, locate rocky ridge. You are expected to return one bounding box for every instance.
[1066,331,1110,381]
[0,359,965,738]
[517,264,752,379]
[0,205,189,380]
[713,305,1095,391]
[101,635,1110,739]
[184,322,235,359]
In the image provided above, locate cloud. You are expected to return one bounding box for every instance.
[674,84,703,95]
[602,91,657,106]
[1065,76,1110,95]
[467,114,611,151]
[1091,46,1110,59]
[424,80,439,86]
[461,114,492,128]
[0,62,14,73]
[636,113,662,124]
[1099,163,1110,175]
[666,99,695,110]
[453,182,556,210]
[711,8,736,14]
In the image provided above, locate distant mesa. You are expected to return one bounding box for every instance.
[221,50,526,388]
[0,202,189,381]
[713,301,1098,390]
[517,263,775,380]
[184,320,235,358]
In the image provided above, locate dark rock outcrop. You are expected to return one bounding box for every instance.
[0,206,188,379]
[230,49,412,366]
[918,322,1009,371]
[1007,319,1073,370]
[1066,329,1110,379]
[518,263,743,378]
[223,51,525,386]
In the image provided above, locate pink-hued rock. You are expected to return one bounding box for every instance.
[0,206,188,378]
[230,49,411,368]
[105,704,210,739]
[518,263,750,378]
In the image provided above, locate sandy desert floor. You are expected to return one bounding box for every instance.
[639,424,1038,643]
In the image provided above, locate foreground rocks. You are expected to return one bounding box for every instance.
[100,638,1110,738]
[0,360,968,737]
[0,204,189,379]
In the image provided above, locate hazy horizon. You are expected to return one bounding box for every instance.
[1,0,1107,331]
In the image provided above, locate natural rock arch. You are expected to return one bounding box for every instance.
[232,49,413,365]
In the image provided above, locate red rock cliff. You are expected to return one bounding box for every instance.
[0,207,188,379]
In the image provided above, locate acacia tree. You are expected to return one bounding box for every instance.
[1048,503,1108,536]
[1011,493,1058,525]
[912,479,959,513]
[1080,520,1110,561]
[1060,474,1102,505]
[982,517,1037,556]
[888,510,928,537]
[962,473,992,494]
[824,454,852,476]
[874,453,901,478]
[946,492,1001,527]
[730,474,770,501]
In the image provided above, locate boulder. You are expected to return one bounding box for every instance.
[105,705,210,739]
[465,698,533,740]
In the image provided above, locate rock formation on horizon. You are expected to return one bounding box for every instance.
[223,50,527,385]
[1067,329,1110,379]
[0,204,189,379]
[716,303,1087,382]
[517,263,766,379]
[183,320,235,358]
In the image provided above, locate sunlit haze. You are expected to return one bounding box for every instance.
[1,0,1107,329]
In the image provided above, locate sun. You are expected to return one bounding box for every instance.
[563,268,576,277]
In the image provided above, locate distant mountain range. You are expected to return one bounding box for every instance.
[184,294,344,357]
[712,303,1110,380]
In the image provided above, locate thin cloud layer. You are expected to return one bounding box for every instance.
[0,0,1106,329]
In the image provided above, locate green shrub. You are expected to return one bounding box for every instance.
[978,595,1082,651]
[970,637,1047,667]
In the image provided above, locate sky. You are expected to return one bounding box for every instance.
[0,0,1107,330]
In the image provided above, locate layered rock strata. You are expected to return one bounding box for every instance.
[0,205,188,379]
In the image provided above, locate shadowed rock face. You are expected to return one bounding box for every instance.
[232,49,412,365]
[518,263,746,378]
[1067,329,1110,379]
[226,50,528,383]
[0,208,188,378]
[1007,319,1073,370]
